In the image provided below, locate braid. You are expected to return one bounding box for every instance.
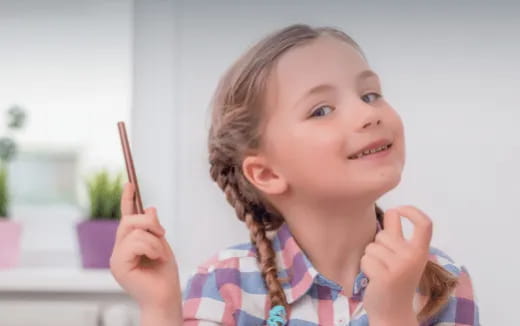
[210,161,248,222]
[375,204,459,322]
[244,212,289,310]
[209,155,290,319]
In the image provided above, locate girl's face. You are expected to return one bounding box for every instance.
[256,35,406,204]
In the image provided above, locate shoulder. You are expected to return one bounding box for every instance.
[424,246,480,325]
[193,241,258,272]
[428,245,467,277]
[182,241,262,300]
[427,245,477,296]
[182,242,266,324]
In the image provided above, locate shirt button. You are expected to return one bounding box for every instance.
[335,318,345,326]
[360,277,369,288]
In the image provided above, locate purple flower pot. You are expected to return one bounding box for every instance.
[0,220,22,268]
[76,219,119,269]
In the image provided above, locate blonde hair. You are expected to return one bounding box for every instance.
[208,23,458,323]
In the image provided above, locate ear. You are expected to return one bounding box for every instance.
[242,154,288,195]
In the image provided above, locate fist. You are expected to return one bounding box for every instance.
[361,205,433,323]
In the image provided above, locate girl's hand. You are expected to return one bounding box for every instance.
[361,205,433,325]
[110,182,183,322]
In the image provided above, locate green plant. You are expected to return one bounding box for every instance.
[0,162,8,218]
[0,105,27,219]
[84,169,124,220]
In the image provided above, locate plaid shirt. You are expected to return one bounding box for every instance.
[182,220,480,325]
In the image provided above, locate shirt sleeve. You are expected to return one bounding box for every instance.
[427,264,481,326]
[182,265,235,326]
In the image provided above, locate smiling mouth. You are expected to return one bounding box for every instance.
[348,143,393,160]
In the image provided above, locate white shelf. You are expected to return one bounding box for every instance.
[0,268,125,293]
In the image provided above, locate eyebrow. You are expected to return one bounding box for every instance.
[294,69,379,107]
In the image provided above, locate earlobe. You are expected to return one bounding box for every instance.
[242,155,288,195]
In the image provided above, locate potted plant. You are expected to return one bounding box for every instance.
[0,105,27,268]
[77,168,123,268]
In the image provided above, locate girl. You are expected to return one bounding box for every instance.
[110,24,480,325]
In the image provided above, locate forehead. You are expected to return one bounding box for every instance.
[265,35,370,111]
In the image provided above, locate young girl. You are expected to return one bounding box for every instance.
[110,24,480,325]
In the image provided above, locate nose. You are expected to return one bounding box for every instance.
[357,104,382,130]
[343,97,384,132]
[346,95,384,131]
[362,118,381,129]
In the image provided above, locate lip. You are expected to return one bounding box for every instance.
[348,138,393,159]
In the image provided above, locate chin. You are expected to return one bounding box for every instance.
[379,171,402,193]
[361,169,402,200]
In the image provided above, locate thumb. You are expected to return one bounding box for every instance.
[120,182,137,216]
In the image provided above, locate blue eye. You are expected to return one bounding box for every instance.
[362,92,382,103]
[310,105,334,118]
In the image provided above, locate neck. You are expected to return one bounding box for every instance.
[280,199,379,291]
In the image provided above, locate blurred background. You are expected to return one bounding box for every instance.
[0,0,518,325]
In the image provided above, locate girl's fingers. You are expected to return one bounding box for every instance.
[111,240,158,270]
[364,242,395,269]
[159,236,174,259]
[394,206,433,250]
[115,208,165,243]
[130,241,162,261]
[128,229,162,251]
[360,253,386,280]
[383,209,404,240]
[374,230,407,254]
[116,229,165,264]
[120,182,137,216]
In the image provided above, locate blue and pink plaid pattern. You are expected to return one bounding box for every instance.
[183,221,480,325]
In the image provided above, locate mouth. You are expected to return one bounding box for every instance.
[348,143,393,160]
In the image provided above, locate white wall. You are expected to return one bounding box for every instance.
[0,0,133,265]
[132,1,520,324]
[0,0,132,172]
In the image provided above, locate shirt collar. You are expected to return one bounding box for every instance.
[271,217,382,304]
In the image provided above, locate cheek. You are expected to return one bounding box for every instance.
[290,127,342,159]
[394,115,406,162]
[288,140,347,192]
[383,107,405,161]
[267,122,345,174]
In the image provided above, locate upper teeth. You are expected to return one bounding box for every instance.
[352,144,390,159]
